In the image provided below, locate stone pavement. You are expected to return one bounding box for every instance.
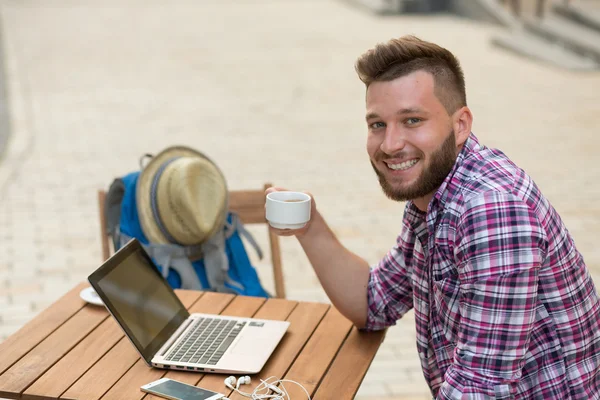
[0,0,599,398]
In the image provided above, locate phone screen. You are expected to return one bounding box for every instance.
[143,379,222,400]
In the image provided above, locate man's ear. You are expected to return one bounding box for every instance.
[453,106,473,147]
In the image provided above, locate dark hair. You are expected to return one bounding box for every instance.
[355,35,466,114]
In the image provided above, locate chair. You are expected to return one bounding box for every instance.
[97,183,286,298]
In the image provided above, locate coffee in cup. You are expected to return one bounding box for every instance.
[265,192,311,229]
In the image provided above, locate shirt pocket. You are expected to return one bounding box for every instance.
[432,276,461,344]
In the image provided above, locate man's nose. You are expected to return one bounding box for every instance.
[380,125,406,155]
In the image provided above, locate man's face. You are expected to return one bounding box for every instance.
[366,70,459,203]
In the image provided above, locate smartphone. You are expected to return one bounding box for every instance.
[140,378,225,400]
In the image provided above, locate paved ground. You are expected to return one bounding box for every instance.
[0,0,599,398]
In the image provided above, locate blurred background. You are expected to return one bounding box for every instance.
[0,0,599,399]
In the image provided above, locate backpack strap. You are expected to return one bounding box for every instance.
[225,213,263,260]
[200,227,239,293]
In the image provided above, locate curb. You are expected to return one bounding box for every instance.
[0,10,10,164]
[522,17,600,64]
[340,0,447,15]
[450,0,518,28]
[491,28,599,71]
[553,3,600,34]
[0,6,32,203]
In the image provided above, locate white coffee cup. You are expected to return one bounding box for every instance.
[265,191,311,229]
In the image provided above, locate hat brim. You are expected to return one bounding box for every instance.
[136,146,228,245]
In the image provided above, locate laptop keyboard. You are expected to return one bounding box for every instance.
[165,317,247,366]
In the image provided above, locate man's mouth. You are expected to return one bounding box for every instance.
[385,159,419,171]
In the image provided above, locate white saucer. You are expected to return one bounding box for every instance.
[80,287,104,306]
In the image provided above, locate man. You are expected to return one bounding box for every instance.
[268,36,600,399]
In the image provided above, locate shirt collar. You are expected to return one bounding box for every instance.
[433,132,480,208]
[404,201,427,228]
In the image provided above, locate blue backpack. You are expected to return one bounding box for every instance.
[105,171,270,298]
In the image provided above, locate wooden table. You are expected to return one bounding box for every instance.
[0,282,386,400]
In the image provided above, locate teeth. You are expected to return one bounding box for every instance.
[388,159,418,170]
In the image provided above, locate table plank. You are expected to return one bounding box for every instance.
[60,290,203,400]
[226,302,329,400]
[0,282,88,376]
[214,295,266,319]
[23,317,120,400]
[0,305,108,399]
[312,327,386,399]
[102,292,237,400]
[281,307,353,399]
[61,336,140,400]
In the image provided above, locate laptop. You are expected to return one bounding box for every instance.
[88,238,290,375]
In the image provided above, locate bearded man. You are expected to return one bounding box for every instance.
[269,36,600,399]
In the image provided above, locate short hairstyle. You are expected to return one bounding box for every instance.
[355,35,466,115]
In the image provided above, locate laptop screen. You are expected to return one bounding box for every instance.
[88,239,189,364]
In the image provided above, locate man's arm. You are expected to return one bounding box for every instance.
[267,188,414,329]
[437,191,547,400]
[296,210,371,328]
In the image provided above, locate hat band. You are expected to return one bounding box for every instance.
[150,157,180,244]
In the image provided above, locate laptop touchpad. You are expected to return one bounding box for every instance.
[229,333,270,356]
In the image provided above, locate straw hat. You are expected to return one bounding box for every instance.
[136,146,228,246]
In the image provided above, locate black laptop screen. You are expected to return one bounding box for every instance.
[89,239,189,363]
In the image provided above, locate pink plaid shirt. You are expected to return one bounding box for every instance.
[366,133,600,399]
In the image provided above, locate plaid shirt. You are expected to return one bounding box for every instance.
[366,133,600,399]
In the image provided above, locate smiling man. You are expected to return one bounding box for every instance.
[268,36,600,399]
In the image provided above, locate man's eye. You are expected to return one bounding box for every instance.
[406,118,422,125]
[369,122,386,129]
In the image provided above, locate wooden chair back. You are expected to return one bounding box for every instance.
[97,183,285,298]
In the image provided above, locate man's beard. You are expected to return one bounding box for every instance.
[371,131,457,202]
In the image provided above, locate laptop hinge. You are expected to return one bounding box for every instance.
[157,317,194,357]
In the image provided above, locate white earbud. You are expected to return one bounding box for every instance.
[224,375,237,390]
[237,375,251,387]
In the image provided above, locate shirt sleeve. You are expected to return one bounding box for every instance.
[363,221,415,331]
[437,191,548,399]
